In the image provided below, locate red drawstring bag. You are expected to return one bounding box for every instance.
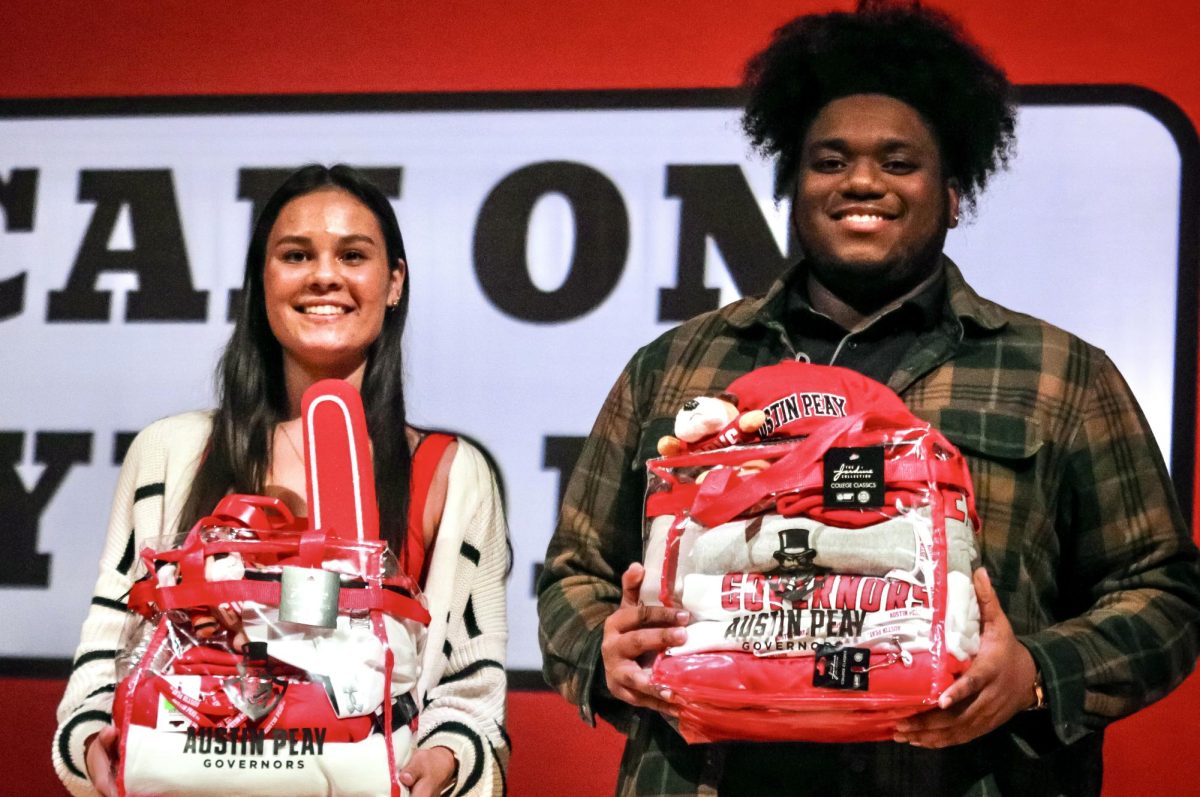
[112,380,429,796]
[641,363,981,744]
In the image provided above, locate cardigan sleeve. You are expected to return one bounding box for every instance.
[414,441,511,796]
[52,413,208,797]
[52,424,160,797]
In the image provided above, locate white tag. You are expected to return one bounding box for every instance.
[279,565,340,628]
[155,675,200,732]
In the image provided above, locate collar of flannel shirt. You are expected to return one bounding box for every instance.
[725,256,1009,336]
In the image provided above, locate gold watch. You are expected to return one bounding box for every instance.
[1027,668,1048,711]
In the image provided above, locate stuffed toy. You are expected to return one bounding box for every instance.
[657,395,768,456]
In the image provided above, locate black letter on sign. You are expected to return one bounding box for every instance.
[658,165,797,322]
[475,162,628,323]
[47,170,207,321]
[543,435,587,512]
[537,435,587,597]
[0,168,38,321]
[0,431,92,586]
[229,167,403,320]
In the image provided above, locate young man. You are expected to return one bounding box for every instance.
[537,3,1200,794]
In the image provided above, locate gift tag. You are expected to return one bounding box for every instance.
[813,645,871,690]
[823,446,885,508]
[155,675,200,732]
[279,565,340,628]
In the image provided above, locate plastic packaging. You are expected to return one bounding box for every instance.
[112,379,427,796]
[642,363,981,743]
[113,496,429,796]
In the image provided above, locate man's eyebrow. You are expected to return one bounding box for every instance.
[879,138,920,152]
[807,137,920,152]
[807,137,851,152]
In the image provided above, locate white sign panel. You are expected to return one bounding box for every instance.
[0,92,1189,673]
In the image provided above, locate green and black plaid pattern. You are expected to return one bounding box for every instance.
[537,259,1200,796]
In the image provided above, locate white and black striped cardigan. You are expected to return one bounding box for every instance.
[53,411,510,796]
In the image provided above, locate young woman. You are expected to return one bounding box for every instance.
[53,164,510,797]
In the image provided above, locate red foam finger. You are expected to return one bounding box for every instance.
[302,379,379,540]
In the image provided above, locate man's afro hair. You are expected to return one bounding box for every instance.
[742,0,1015,210]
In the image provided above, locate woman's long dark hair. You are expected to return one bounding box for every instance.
[178,164,413,554]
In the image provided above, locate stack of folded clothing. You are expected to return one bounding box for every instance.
[641,362,981,743]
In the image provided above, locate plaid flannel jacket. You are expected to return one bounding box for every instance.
[537,258,1200,796]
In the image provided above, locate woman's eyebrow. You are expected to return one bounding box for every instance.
[339,233,378,245]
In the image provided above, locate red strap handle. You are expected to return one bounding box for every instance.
[148,528,393,592]
[130,579,431,626]
[689,412,911,527]
[208,494,300,531]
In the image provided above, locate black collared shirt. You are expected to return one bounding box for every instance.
[783,268,946,385]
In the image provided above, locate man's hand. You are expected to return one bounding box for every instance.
[84,725,120,797]
[600,562,690,715]
[399,745,457,797]
[892,568,1038,748]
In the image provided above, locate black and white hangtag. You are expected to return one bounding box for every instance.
[823,446,885,508]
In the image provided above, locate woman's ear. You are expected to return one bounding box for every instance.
[388,259,407,305]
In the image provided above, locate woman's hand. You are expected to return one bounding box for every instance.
[399,745,457,797]
[84,725,120,797]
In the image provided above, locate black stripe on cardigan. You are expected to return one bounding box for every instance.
[419,721,484,796]
[116,530,136,575]
[497,722,513,752]
[86,684,116,700]
[487,738,508,796]
[463,595,482,638]
[459,541,480,566]
[133,482,165,503]
[90,596,127,612]
[58,709,111,778]
[71,649,115,671]
[439,658,504,687]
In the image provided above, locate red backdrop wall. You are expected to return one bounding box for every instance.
[3,2,1198,795]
